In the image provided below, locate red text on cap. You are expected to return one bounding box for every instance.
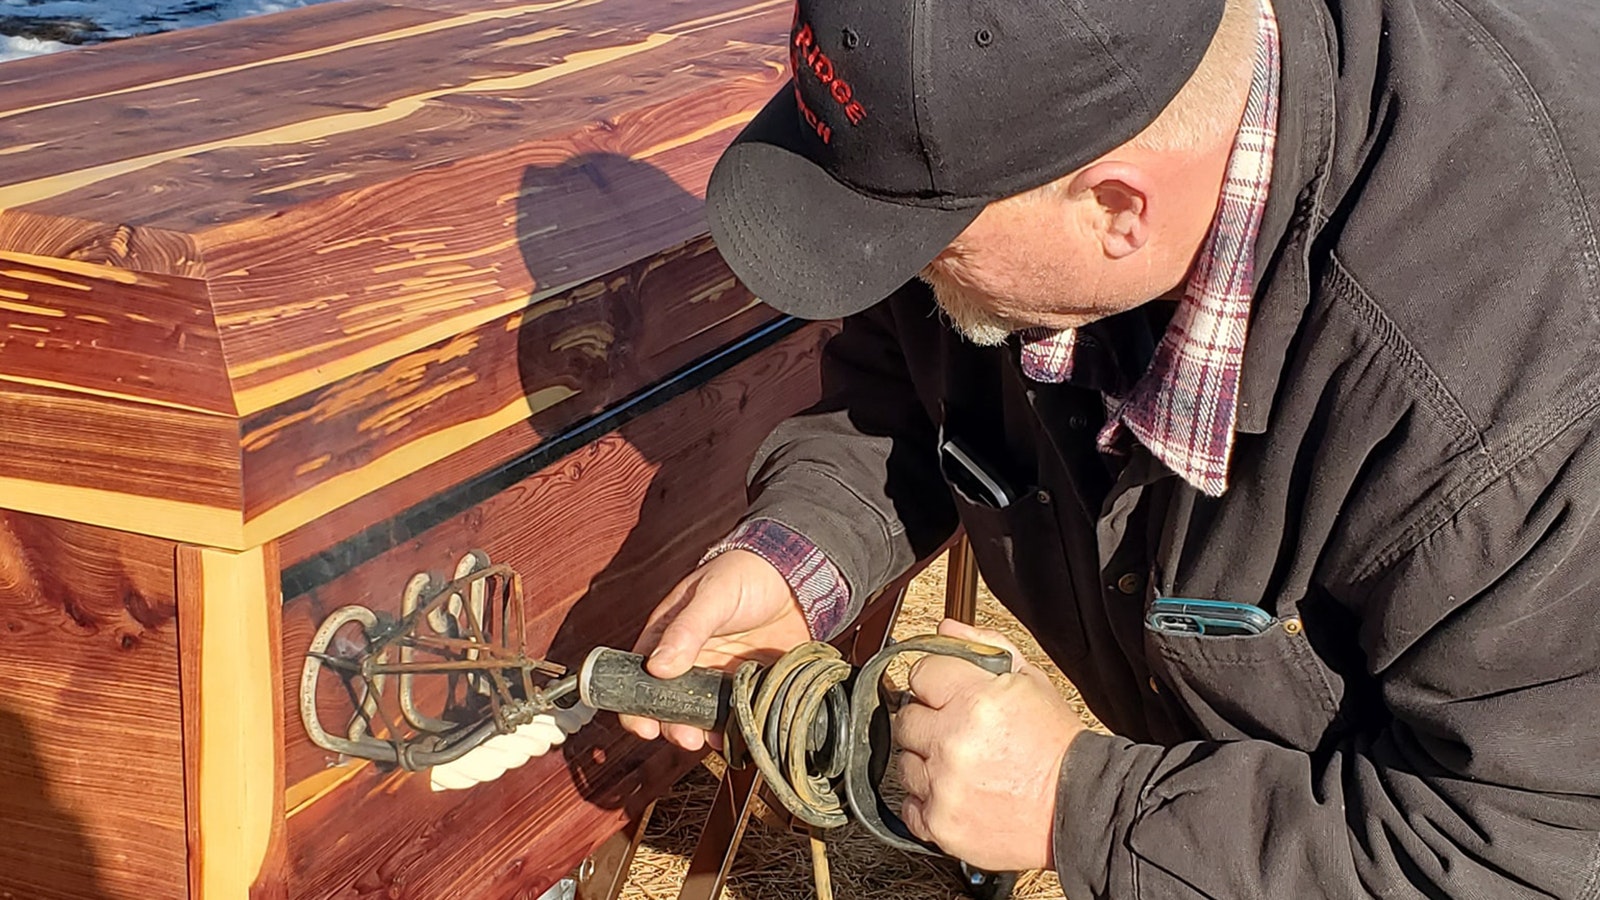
[792,22,867,127]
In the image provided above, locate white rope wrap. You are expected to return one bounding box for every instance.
[428,703,597,792]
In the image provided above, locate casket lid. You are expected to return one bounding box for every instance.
[0,0,790,549]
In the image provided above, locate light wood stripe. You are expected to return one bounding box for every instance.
[284,762,371,819]
[0,381,571,549]
[226,112,757,416]
[0,32,677,211]
[239,385,577,545]
[0,475,244,547]
[667,0,790,36]
[0,374,232,416]
[0,249,149,285]
[179,544,284,900]
[0,0,594,124]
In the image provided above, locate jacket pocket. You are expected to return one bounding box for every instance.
[1144,614,1342,752]
[940,453,1088,665]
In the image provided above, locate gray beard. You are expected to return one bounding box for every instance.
[918,267,1018,347]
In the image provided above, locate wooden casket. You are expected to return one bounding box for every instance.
[0,2,824,898]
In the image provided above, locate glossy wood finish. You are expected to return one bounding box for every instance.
[0,0,792,549]
[178,545,287,900]
[0,511,188,900]
[0,1,817,896]
[279,323,830,899]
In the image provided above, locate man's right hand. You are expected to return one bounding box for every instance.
[619,549,812,751]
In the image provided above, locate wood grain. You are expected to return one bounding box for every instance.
[238,234,773,523]
[197,54,784,414]
[0,0,795,549]
[0,250,229,414]
[0,210,204,279]
[278,322,830,898]
[0,511,187,900]
[0,380,240,512]
[178,545,287,900]
[0,3,813,894]
[0,1,446,115]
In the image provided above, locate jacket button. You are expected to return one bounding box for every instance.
[1283,617,1304,636]
[1116,572,1143,595]
[1068,414,1089,430]
[1035,489,1052,505]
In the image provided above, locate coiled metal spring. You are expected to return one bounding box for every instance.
[726,642,858,829]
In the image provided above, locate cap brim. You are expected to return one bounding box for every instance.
[707,89,980,320]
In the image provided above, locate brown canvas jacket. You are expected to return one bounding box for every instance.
[735,0,1600,896]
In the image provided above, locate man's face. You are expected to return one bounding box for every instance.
[918,191,1135,345]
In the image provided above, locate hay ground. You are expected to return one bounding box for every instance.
[616,552,1107,900]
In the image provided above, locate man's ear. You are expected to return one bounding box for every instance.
[1069,162,1152,260]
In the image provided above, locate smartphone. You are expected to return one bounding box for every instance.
[1146,598,1274,637]
[939,435,1019,508]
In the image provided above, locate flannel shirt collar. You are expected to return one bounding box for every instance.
[1018,0,1282,497]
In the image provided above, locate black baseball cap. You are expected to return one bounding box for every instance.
[706,0,1226,320]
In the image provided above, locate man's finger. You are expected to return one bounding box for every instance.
[937,618,1026,673]
[892,701,940,755]
[631,580,695,657]
[618,713,662,741]
[898,751,932,799]
[663,722,707,752]
[900,796,932,842]
[907,652,998,709]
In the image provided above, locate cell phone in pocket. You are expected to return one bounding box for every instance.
[1146,597,1274,636]
[939,435,1018,508]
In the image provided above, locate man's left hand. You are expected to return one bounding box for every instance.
[895,619,1087,872]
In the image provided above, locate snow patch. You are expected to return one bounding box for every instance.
[0,33,67,61]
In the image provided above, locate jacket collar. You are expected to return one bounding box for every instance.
[1236,0,1338,434]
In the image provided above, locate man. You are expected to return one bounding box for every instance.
[623,0,1600,896]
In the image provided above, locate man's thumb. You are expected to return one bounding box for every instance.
[646,583,732,678]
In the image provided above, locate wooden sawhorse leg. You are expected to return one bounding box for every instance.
[943,534,979,626]
[577,802,658,900]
